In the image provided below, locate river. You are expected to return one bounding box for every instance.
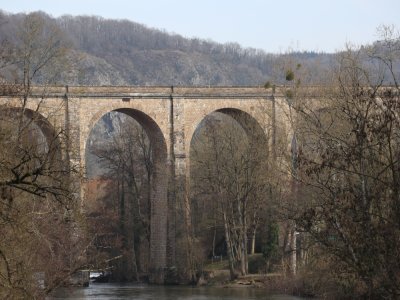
[49,283,307,300]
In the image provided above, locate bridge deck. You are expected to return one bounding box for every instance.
[1,85,280,99]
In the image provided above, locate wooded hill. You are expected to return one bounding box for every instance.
[0,10,333,86]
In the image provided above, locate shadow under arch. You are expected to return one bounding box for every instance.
[0,106,63,162]
[0,105,70,205]
[85,107,169,283]
[190,107,269,152]
[189,108,270,191]
[215,108,268,144]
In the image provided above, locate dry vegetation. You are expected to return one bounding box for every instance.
[0,11,399,300]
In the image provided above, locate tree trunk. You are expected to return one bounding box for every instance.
[240,235,247,275]
[282,224,290,276]
[130,230,139,281]
[290,228,296,276]
[212,218,217,258]
[184,192,196,283]
[242,216,248,275]
[119,177,125,232]
[223,213,236,280]
[251,228,256,255]
[130,191,139,281]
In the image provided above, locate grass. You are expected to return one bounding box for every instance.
[203,253,266,273]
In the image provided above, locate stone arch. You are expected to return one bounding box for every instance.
[188,106,270,196]
[84,107,168,184]
[0,106,62,161]
[83,107,169,283]
[184,100,272,158]
[215,108,268,143]
[80,102,170,171]
[188,107,269,158]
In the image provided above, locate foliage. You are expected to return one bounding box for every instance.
[262,222,279,263]
[285,89,294,100]
[285,69,295,81]
[293,27,400,298]
[0,13,86,298]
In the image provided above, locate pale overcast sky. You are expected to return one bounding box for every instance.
[1,0,399,53]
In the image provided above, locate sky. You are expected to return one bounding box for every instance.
[1,0,399,53]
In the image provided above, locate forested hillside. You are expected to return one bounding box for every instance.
[1,9,400,299]
[0,10,333,86]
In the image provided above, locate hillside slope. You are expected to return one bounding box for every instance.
[0,11,333,86]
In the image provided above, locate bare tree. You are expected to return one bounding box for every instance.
[190,112,273,278]
[87,113,153,281]
[292,27,400,298]
[0,13,87,299]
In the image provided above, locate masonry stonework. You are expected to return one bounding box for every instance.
[0,86,291,283]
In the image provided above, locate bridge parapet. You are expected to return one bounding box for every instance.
[5,85,283,99]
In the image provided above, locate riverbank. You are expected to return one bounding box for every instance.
[197,270,315,298]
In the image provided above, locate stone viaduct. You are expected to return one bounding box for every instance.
[0,85,293,282]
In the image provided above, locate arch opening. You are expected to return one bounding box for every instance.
[189,108,275,277]
[0,106,64,194]
[84,109,168,282]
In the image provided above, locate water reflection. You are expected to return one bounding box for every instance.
[49,283,306,300]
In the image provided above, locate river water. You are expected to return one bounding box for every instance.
[49,283,307,300]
